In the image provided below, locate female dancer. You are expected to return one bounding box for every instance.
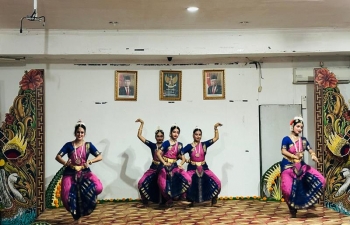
[55,120,103,224]
[182,123,222,206]
[156,125,192,209]
[135,118,164,207]
[280,116,325,218]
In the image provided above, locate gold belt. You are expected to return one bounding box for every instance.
[190,160,206,166]
[283,156,303,163]
[69,165,86,171]
[152,160,161,165]
[162,157,177,163]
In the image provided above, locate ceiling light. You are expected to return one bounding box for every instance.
[187,7,199,12]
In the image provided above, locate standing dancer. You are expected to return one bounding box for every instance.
[157,125,192,209]
[280,116,325,218]
[55,120,103,224]
[182,123,222,206]
[135,118,164,207]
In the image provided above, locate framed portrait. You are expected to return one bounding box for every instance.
[203,70,225,100]
[159,70,182,101]
[115,71,138,101]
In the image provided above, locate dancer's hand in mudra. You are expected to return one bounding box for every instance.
[163,162,171,167]
[311,153,319,163]
[292,153,303,163]
[297,152,304,160]
[65,159,72,167]
[135,118,144,124]
[214,123,223,129]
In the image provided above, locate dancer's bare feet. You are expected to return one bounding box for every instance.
[178,200,192,205]
[211,202,220,207]
[73,218,82,224]
[211,197,219,207]
[136,203,148,208]
[165,207,174,211]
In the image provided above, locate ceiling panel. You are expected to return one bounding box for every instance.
[0,0,349,31]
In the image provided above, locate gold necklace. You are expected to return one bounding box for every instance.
[73,142,84,165]
[169,139,176,145]
[290,134,299,141]
[192,142,200,157]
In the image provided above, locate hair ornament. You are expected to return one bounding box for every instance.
[155,126,163,133]
[293,116,303,124]
[75,119,85,126]
[290,116,303,131]
[294,116,303,121]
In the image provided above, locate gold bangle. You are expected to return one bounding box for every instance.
[89,160,93,165]
[311,153,316,156]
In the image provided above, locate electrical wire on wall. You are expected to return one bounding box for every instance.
[247,58,263,92]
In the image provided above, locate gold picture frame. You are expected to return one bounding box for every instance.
[159,70,182,101]
[203,69,225,100]
[115,71,138,101]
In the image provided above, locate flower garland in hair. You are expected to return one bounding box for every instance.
[290,116,303,131]
[75,119,85,127]
[155,126,163,133]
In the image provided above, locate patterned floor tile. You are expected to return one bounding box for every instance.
[36,200,350,224]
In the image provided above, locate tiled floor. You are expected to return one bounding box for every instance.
[36,200,350,225]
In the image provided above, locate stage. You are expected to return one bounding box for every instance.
[35,200,349,225]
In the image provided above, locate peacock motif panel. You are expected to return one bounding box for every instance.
[0,69,45,224]
[314,68,350,215]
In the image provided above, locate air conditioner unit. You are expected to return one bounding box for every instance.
[293,67,350,84]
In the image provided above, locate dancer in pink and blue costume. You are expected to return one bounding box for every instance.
[156,125,192,209]
[182,123,222,206]
[55,120,103,224]
[135,118,164,207]
[280,116,325,218]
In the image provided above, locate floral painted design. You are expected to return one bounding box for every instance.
[315,68,338,88]
[343,110,350,121]
[19,70,43,91]
[4,113,15,125]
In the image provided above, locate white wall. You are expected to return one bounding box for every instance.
[0,60,347,199]
[43,63,261,199]
[2,28,350,56]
